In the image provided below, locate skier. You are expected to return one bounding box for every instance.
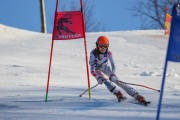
[89,36,149,105]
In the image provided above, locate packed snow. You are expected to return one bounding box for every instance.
[0,24,180,120]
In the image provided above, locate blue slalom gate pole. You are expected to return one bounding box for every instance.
[156,59,168,120]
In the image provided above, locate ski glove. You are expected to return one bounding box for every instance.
[91,71,97,77]
[97,77,104,85]
[109,74,117,82]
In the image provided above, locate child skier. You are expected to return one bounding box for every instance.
[89,36,149,105]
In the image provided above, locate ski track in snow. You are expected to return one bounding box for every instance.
[0,87,180,120]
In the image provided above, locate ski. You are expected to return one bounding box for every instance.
[143,101,151,106]
[132,101,151,106]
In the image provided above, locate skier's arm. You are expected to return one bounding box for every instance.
[89,52,105,84]
[89,52,97,77]
[108,51,116,75]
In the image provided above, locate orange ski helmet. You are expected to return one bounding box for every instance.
[96,36,109,46]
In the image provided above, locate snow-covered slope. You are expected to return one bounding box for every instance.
[0,24,180,120]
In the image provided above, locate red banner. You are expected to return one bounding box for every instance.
[52,11,85,40]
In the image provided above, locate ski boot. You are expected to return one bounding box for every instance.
[114,91,126,102]
[134,93,151,106]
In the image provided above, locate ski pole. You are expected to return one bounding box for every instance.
[118,80,160,92]
[79,83,98,97]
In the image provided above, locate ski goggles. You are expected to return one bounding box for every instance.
[98,44,109,48]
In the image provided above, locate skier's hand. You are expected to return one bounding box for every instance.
[91,71,97,77]
[97,77,104,85]
[109,74,117,81]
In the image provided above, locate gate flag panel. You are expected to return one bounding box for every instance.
[52,11,85,40]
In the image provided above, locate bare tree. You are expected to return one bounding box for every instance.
[60,0,105,32]
[39,0,47,33]
[82,0,105,32]
[130,0,178,29]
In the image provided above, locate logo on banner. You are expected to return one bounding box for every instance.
[57,14,75,35]
[52,11,84,40]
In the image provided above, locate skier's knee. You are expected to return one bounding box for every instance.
[104,81,116,91]
[97,77,104,84]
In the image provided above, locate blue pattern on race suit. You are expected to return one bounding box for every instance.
[91,50,108,70]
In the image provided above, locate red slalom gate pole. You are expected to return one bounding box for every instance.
[80,0,91,99]
[45,0,58,102]
[45,40,55,102]
[83,37,91,99]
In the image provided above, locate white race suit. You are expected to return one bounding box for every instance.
[89,49,138,97]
